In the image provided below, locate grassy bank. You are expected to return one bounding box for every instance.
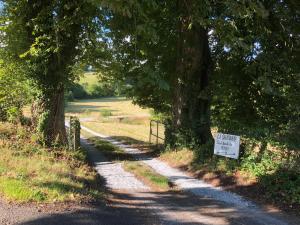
[0,122,102,203]
[159,144,300,213]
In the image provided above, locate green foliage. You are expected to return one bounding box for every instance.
[241,150,281,177]
[0,55,32,122]
[1,0,108,145]
[193,139,215,163]
[37,111,50,140]
[6,107,21,123]
[101,1,174,113]
[102,0,299,152]
[191,137,300,205]
[260,169,300,205]
[165,118,214,157]
[86,83,114,98]
[149,109,169,122]
[68,73,122,100]
[70,83,89,99]
[210,1,300,149]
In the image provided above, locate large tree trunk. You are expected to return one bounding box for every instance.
[19,0,84,147]
[33,84,67,147]
[167,1,213,149]
[43,85,67,146]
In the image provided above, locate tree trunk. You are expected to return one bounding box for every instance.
[43,85,67,146]
[168,1,213,148]
[18,0,84,147]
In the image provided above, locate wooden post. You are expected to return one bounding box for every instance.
[149,120,152,144]
[69,116,73,150]
[156,121,159,145]
[74,118,80,150]
[69,116,80,150]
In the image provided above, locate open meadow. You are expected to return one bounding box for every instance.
[66,97,165,145]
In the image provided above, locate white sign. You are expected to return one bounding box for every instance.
[214,133,240,159]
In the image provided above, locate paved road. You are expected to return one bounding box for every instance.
[0,201,160,225]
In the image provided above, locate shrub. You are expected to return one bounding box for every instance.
[87,83,115,98]
[7,106,22,123]
[260,168,300,204]
[0,62,31,123]
[65,91,74,102]
[70,83,88,99]
[69,82,116,100]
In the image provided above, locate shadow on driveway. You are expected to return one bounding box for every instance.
[19,188,298,225]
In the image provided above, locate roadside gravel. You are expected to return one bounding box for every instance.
[81,138,149,190]
[81,125,254,208]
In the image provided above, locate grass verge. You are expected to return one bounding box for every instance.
[89,137,130,161]
[159,148,194,169]
[0,122,103,203]
[123,161,170,191]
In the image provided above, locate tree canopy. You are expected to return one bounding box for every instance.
[101,0,300,150]
[0,0,299,152]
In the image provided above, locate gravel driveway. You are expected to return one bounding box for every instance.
[79,125,300,225]
[1,125,300,225]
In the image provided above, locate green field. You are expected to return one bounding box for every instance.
[66,97,164,144]
[78,72,100,86]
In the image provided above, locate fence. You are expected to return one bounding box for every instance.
[149,120,165,146]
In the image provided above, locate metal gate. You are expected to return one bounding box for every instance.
[149,120,164,145]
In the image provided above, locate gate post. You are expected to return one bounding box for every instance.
[69,116,81,150]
